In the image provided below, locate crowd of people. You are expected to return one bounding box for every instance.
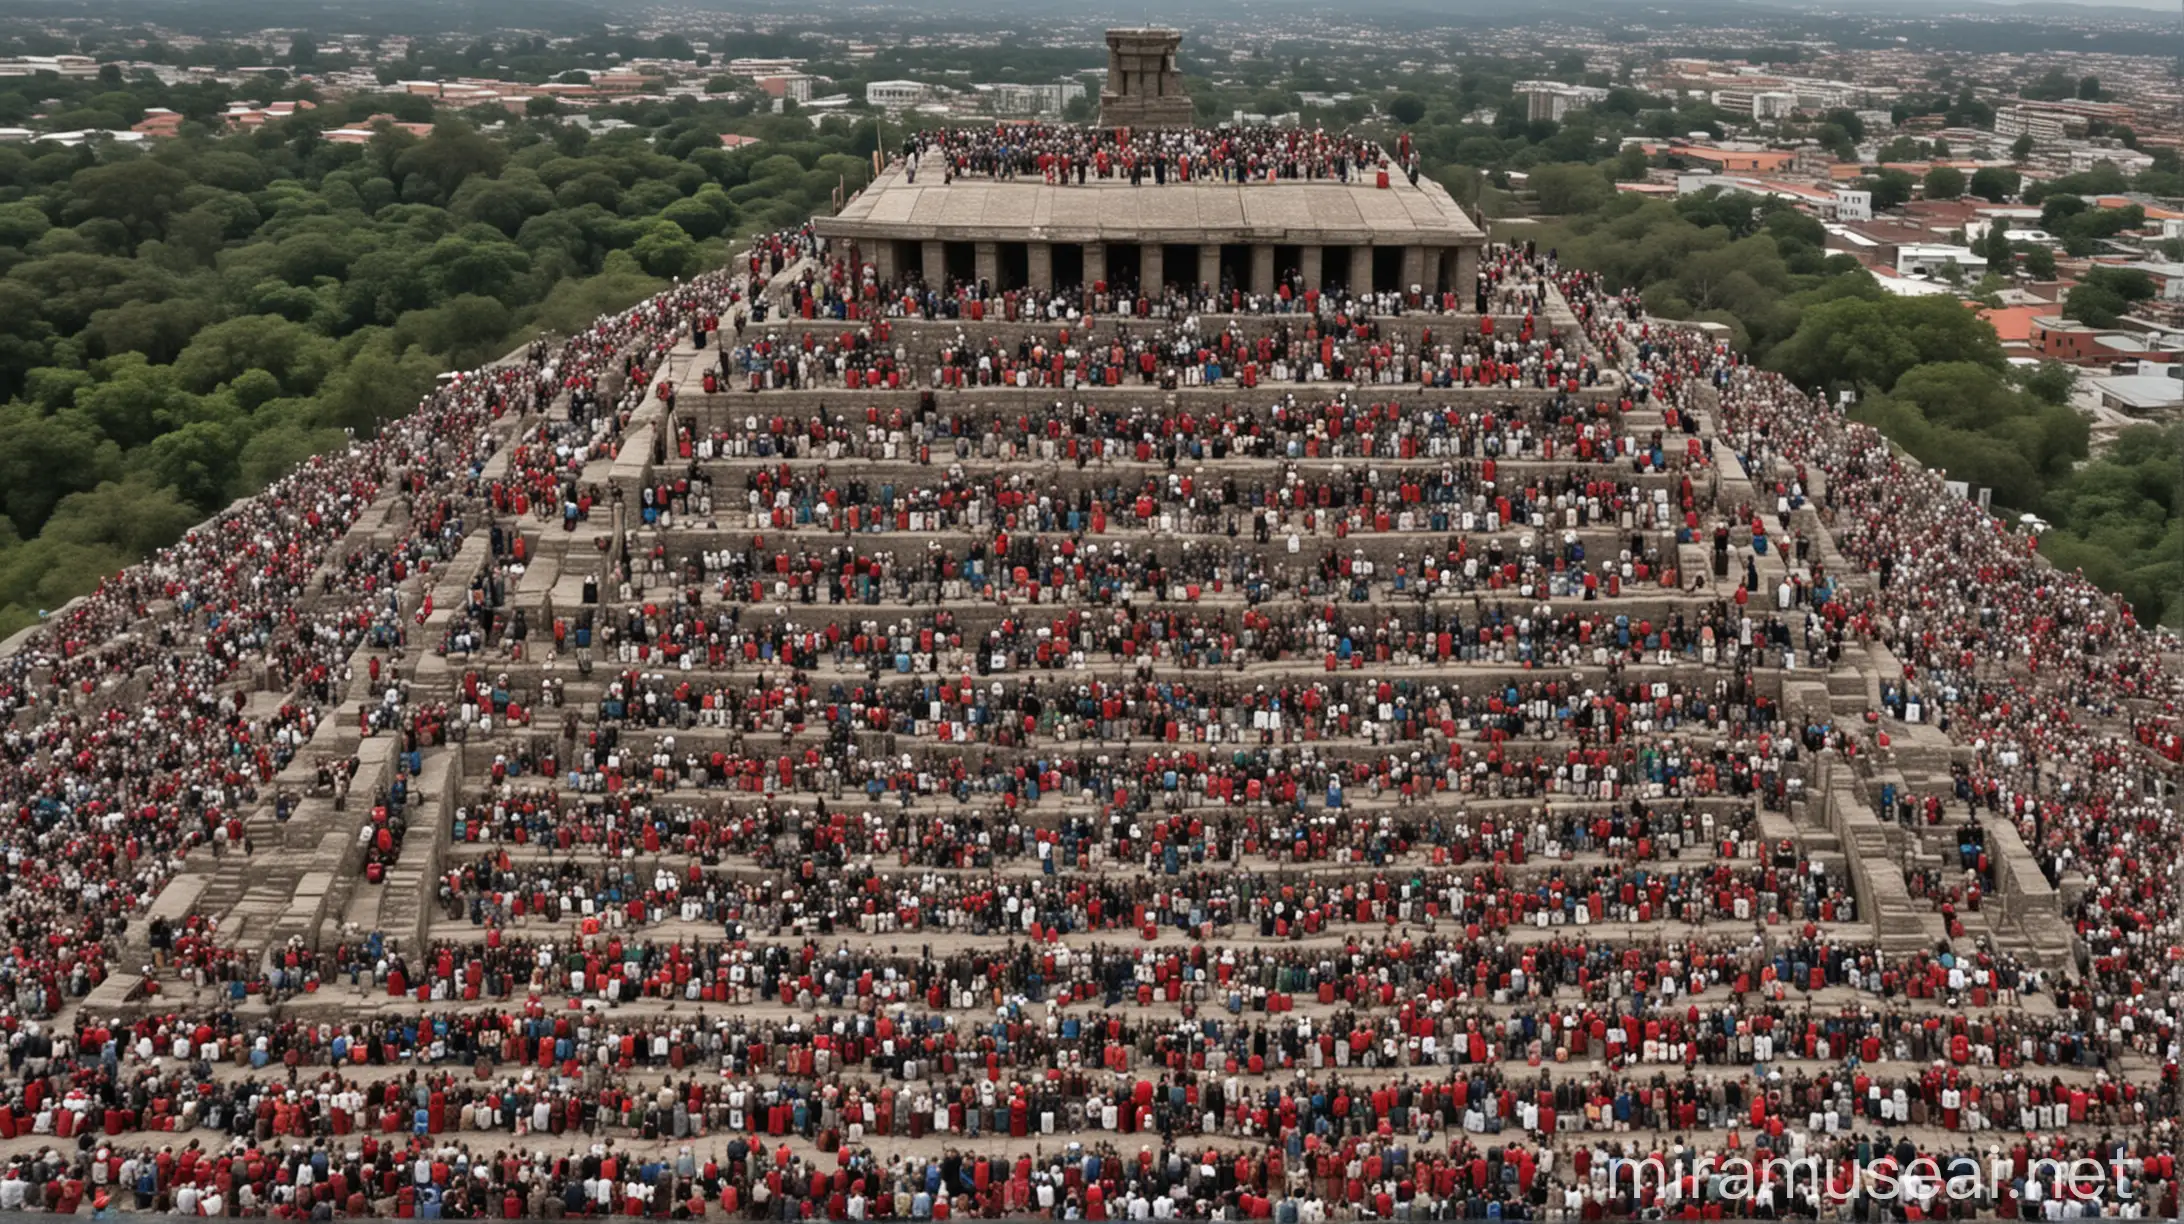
[910,125,1405,190]
[420,851,1859,940]
[0,222,830,1029]
[651,459,1664,542]
[712,314,1599,395]
[758,223,1571,328]
[664,393,1660,470]
[0,195,2175,1220]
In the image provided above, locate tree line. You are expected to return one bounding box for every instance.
[0,64,882,638]
[1514,182,2179,628]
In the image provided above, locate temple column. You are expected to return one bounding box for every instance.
[1085,242,1107,289]
[1028,242,1053,291]
[1141,244,1165,294]
[921,240,944,286]
[1197,244,1220,291]
[1353,245,1375,294]
[1299,246,1324,294]
[1250,244,1275,294]
[974,241,999,288]
[1400,245,1427,298]
[1457,245,1481,308]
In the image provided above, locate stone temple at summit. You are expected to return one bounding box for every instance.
[815,29,1487,306]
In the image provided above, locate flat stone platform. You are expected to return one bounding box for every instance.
[823,155,1486,248]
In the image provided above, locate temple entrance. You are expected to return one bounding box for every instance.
[1105,243,1141,294]
[1219,243,1253,292]
[1051,243,1084,289]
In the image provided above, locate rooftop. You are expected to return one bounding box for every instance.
[2092,372,2183,410]
[1973,302,2050,344]
[819,152,1485,247]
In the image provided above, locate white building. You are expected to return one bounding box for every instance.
[1894,243,1985,279]
[1832,188,1872,222]
[865,80,931,112]
[1966,219,2056,247]
[36,129,148,146]
[1871,267,1958,296]
[727,58,805,77]
[1994,106,2077,144]
[2067,146,2154,176]
[974,80,1085,117]
[0,55,100,78]
[1516,81,1608,124]
[1751,91,1798,121]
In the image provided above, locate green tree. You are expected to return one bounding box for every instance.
[173,315,339,397]
[394,119,509,205]
[421,233,531,302]
[2040,194,2088,231]
[631,222,699,278]
[2010,133,2035,162]
[0,280,54,400]
[1875,136,1924,164]
[61,159,192,247]
[71,354,208,450]
[1529,162,1614,214]
[1968,166,2020,203]
[2019,361,2077,406]
[313,337,441,435]
[0,402,119,532]
[1858,169,1916,210]
[235,420,348,490]
[1387,94,1427,125]
[40,476,203,556]
[651,197,714,243]
[81,297,215,364]
[0,201,53,248]
[2065,266,2156,327]
[2022,69,2073,101]
[451,172,556,238]
[1767,294,2003,394]
[130,418,240,512]
[2039,423,2183,625]
[554,172,623,211]
[1922,165,1965,200]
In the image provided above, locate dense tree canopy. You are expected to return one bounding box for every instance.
[1767,294,2005,395]
[1968,166,2020,203]
[1529,184,2178,627]
[0,73,880,637]
[1525,188,1874,360]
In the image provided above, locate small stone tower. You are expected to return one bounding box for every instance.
[1099,28,1192,128]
